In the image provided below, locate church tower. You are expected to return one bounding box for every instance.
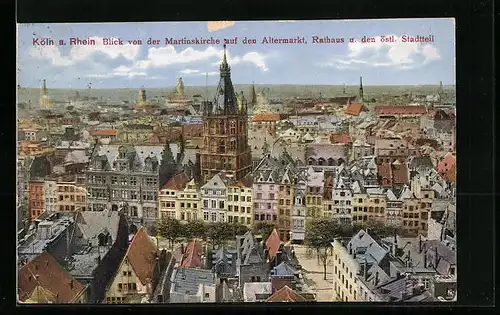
[250,81,257,109]
[200,45,252,183]
[358,76,364,102]
[40,79,52,109]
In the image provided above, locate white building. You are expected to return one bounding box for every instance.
[201,172,229,223]
[331,177,353,225]
[43,179,58,213]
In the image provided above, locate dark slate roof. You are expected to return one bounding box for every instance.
[347,229,388,266]
[271,261,298,277]
[213,247,237,276]
[172,268,215,295]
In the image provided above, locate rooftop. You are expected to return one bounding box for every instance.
[171,267,215,295]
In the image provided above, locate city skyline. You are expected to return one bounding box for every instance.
[18,19,455,88]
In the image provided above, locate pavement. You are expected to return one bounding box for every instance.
[294,245,335,302]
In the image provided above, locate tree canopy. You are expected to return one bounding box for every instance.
[157,217,183,250]
[252,222,276,241]
[304,218,352,280]
[352,219,405,240]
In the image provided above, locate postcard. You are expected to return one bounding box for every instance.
[16,19,456,304]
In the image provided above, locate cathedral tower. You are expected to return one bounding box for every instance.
[200,45,252,183]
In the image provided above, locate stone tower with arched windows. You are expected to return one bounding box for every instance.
[200,45,252,183]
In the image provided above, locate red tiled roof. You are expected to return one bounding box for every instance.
[344,103,363,116]
[443,164,456,183]
[437,152,456,173]
[180,240,203,268]
[266,285,307,302]
[89,129,118,137]
[18,252,86,303]
[161,172,190,191]
[252,113,281,122]
[266,229,282,261]
[377,162,409,187]
[375,106,427,116]
[125,226,159,285]
[330,133,352,144]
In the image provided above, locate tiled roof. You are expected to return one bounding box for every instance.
[345,103,364,116]
[125,226,159,285]
[329,133,352,144]
[89,129,118,137]
[18,252,86,303]
[181,240,203,268]
[443,164,456,183]
[266,229,282,261]
[161,172,190,191]
[234,173,253,188]
[375,106,427,116]
[172,268,215,295]
[265,285,307,302]
[252,113,281,122]
[377,162,409,186]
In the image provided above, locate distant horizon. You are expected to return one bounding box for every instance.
[18,83,455,90]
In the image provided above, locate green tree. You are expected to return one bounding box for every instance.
[205,222,233,249]
[157,217,183,250]
[184,220,207,241]
[352,219,404,241]
[229,222,249,238]
[252,222,276,241]
[305,218,351,280]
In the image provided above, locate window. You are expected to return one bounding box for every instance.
[205,293,210,299]
[257,193,262,199]
[118,283,123,292]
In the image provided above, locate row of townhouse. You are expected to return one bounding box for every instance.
[28,175,87,220]
[157,153,452,241]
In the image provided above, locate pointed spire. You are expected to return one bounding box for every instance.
[359,76,364,101]
[138,87,146,103]
[220,44,230,73]
[176,77,185,96]
[250,81,257,107]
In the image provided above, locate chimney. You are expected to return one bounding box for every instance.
[434,246,439,268]
[69,280,74,290]
[393,233,398,256]
[418,235,422,253]
[423,251,427,268]
[375,271,379,285]
[363,260,368,280]
[181,243,185,254]
[349,244,353,255]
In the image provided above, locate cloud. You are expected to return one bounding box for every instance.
[243,52,268,71]
[179,69,200,74]
[29,36,141,66]
[325,35,441,70]
[85,65,147,79]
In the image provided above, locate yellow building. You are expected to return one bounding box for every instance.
[104,227,160,304]
[56,181,87,212]
[177,178,201,222]
[351,191,387,224]
[158,172,190,220]
[227,175,253,227]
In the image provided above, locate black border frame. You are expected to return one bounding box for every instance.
[4,0,495,313]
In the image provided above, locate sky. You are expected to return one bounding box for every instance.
[17,19,455,88]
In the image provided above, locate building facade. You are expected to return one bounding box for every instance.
[85,144,162,234]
